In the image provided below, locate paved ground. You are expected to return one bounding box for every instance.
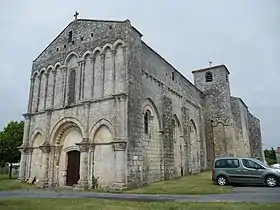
[0,186,280,203]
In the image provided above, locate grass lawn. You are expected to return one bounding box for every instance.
[0,174,34,191]
[0,199,279,210]
[123,172,232,195]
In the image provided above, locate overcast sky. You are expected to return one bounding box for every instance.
[0,0,279,149]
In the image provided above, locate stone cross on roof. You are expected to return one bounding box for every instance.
[74,11,79,21]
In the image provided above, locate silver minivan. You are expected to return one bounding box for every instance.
[212,157,280,187]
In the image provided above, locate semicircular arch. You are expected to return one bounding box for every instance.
[64,51,80,65]
[50,117,85,145]
[89,118,115,143]
[142,98,162,129]
[29,127,45,146]
[112,39,126,50]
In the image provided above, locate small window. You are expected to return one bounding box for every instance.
[68,31,73,43]
[56,48,59,51]
[72,40,75,45]
[64,45,66,48]
[205,71,213,82]
[226,75,228,82]
[215,159,240,168]
[144,111,149,134]
[91,33,94,37]
[81,37,84,41]
[172,72,175,81]
[109,25,112,29]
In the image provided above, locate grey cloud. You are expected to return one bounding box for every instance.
[0,0,279,149]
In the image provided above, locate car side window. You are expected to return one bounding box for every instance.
[215,159,239,168]
[242,159,263,169]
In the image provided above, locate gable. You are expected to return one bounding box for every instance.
[32,19,131,73]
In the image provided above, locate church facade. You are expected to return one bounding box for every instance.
[18,18,263,189]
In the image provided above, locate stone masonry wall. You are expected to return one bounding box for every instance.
[248,112,263,161]
[230,97,251,156]
[140,42,207,178]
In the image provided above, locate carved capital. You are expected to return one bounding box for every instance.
[39,142,51,154]
[60,65,68,71]
[78,60,85,66]
[18,145,30,154]
[101,53,105,61]
[76,142,89,152]
[111,50,116,56]
[112,141,127,151]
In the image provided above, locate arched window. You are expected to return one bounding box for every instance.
[144,110,150,134]
[68,70,76,104]
[205,71,213,82]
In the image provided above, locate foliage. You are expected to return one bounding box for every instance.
[92,175,99,189]
[264,148,277,165]
[0,121,24,179]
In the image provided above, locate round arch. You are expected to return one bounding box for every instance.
[92,47,102,56]
[112,39,126,51]
[142,98,162,130]
[89,118,115,143]
[82,50,92,60]
[39,68,46,75]
[29,128,45,146]
[50,117,85,145]
[101,43,113,54]
[54,62,62,70]
[64,51,80,65]
[31,71,39,80]
[46,65,54,73]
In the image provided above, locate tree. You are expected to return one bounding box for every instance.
[0,121,24,179]
[264,147,277,165]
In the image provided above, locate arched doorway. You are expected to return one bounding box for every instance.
[66,150,80,186]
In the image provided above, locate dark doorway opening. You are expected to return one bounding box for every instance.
[181,166,184,177]
[66,150,80,186]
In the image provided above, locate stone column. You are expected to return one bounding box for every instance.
[39,142,51,188]
[28,77,35,113]
[44,72,49,109]
[61,66,68,106]
[51,70,57,107]
[101,53,105,97]
[91,56,95,98]
[113,141,127,188]
[111,49,116,93]
[18,113,31,181]
[78,60,85,101]
[76,140,89,189]
[18,147,29,181]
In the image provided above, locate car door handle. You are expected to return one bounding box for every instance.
[236,169,241,171]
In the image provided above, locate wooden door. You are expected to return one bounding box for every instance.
[66,150,80,186]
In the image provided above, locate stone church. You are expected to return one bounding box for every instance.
[18,17,263,189]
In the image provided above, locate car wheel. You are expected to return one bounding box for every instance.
[216,175,228,186]
[265,175,278,187]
